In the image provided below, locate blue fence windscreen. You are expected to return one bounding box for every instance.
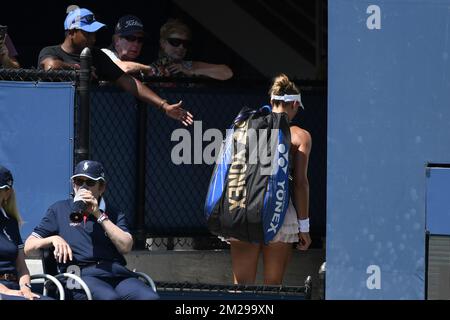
[328,0,450,299]
[426,167,450,236]
[0,81,74,239]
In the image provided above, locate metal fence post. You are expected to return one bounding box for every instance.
[318,262,326,300]
[75,47,92,164]
[135,98,148,249]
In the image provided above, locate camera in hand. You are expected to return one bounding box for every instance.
[70,200,87,223]
[70,198,88,223]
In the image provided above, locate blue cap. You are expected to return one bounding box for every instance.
[64,8,106,32]
[0,165,13,189]
[71,160,105,181]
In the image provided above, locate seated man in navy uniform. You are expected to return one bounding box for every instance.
[24,160,159,300]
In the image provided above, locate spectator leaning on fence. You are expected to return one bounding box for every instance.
[150,19,233,80]
[24,160,159,300]
[0,33,20,69]
[101,15,154,77]
[37,7,193,126]
[0,165,52,300]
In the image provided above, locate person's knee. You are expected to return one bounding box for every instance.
[125,285,159,300]
[69,288,121,300]
[115,277,160,300]
[93,290,121,300]
[136,288,160,300]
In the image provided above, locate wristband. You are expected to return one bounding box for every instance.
[97,212,109,224]
[298,218,310,233]
[158,99,168,112]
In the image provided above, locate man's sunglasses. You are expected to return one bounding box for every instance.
[69,14,96,28]
[73,178,97,187]
[80,14,96,24]
[122,35,145,43]
[166,38,191,48]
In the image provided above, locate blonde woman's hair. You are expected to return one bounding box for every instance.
[2,188,23,225]
[269,73,300,99]
[160,18,192,40]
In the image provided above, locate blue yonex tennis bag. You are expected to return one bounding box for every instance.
[204,105,291,244]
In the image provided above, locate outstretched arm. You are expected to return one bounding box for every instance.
[116,74,194,126]
[168,61,233,80]
[114,60,154,76]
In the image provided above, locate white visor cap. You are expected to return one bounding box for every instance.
[271,94,304,109]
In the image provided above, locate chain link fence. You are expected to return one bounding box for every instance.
[89,81,327,250]
[0,68,76,82]
[0,69,326,250]
[90,85,139,226]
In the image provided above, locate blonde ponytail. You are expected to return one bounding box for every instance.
[269,73,300,98]
[2,188,23,225]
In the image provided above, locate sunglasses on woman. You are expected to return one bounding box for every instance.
[122,35,145,43]
[166,38,191,48]
[73,178,97,187]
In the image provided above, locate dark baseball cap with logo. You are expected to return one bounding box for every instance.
[0,165,13,189]
[71,160,106,181]
[115,15,146,37]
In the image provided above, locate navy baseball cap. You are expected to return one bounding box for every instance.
[0,165,13,189]
[64,8,106,32]
[71,160,105,181]
[115,15,146,36]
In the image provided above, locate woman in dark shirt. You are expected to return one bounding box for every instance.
[0,165,47,300]
[151,19,233,80]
